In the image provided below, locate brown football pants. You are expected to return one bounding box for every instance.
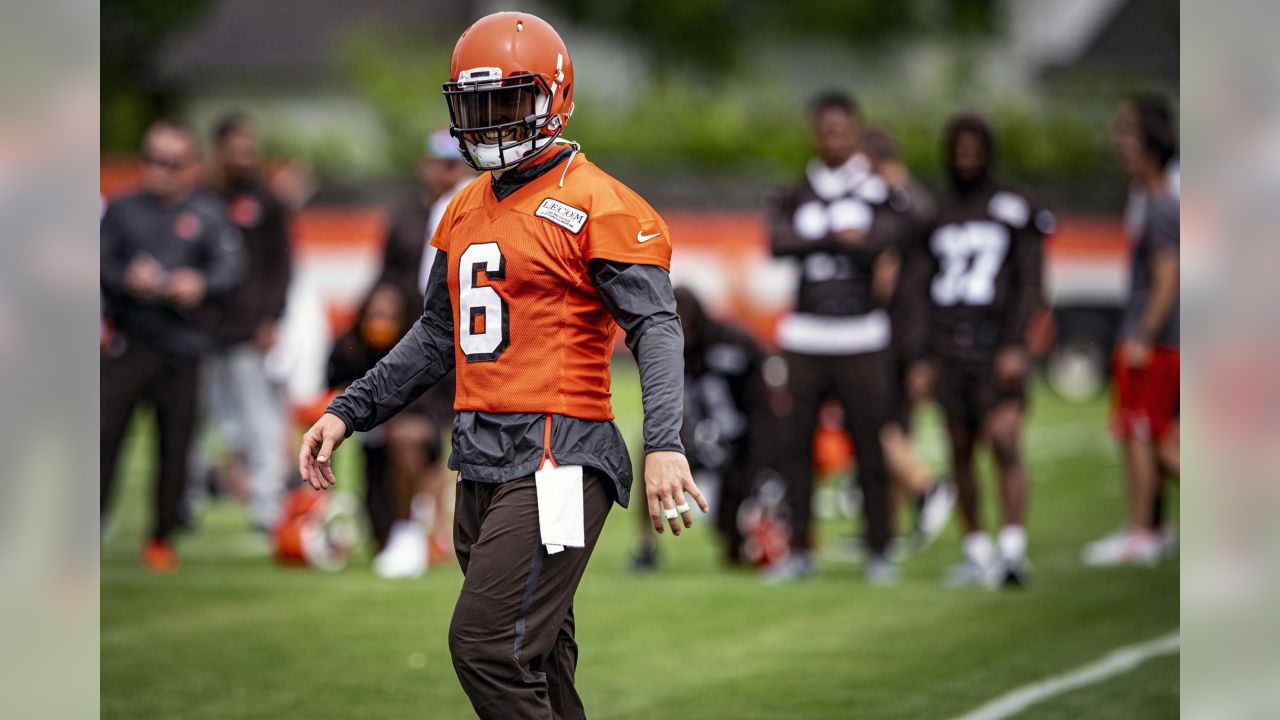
[450,471,612,720]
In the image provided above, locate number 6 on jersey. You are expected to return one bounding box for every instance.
[458,242,509,362]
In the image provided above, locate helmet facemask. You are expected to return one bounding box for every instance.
[444,68,564,171]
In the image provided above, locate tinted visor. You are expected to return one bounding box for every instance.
[444,74,542,147]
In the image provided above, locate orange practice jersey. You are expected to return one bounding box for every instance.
[430,148,673,420]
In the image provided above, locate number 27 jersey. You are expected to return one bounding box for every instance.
[429,151,673,421]
[920,183,1053,359]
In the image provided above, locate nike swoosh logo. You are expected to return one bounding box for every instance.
[636,231,661,243]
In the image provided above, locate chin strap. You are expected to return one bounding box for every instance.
[559,141,580,188]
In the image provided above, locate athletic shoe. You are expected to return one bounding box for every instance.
[141,539,179,574]
[1081,529,1161,567]
[762,552,815,585]
[1081,528,1125,562]
[1002,558,1032,589]
[864,555,899,587]
[374,521,427,579]
[945,558,999,589]
[914,481,956,550]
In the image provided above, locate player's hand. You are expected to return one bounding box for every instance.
[1121,338,1152,369]
[643,451,708,537]
[994,346,1028,389]
[906,362,936,403]
[299,412,348,491]
[125,256,168,299]
[165,269,207,308]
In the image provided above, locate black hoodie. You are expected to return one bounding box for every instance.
[898,116,1053,364]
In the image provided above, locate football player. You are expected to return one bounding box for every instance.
[297,13,705,719]
[765,92,910,585]
[901,113,1053,588]
[1082,95,1180,566]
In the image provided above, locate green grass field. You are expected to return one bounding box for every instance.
[102,363,1178,719]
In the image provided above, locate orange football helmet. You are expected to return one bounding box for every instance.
[443,12,575,170]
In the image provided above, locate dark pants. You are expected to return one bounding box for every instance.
[780,351,892,557]
[715,461,750,563]
[101,337,199,542]
[361,440,392,550]
[450,472,612,720]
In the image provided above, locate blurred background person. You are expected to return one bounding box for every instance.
[1083,95,1180,567]
[902,113,1053,588]
[1118,92,1180,554]
[631,287,769,570]
[862,128,956,549]
[327,282,446,577]
[100,120,244,572]
[191,112,292,534]
[327,130,471,578]
[345,127,473,577]
[377,128,474,306]
[764,91,907,585]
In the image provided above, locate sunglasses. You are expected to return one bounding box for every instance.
[143,154,194,172]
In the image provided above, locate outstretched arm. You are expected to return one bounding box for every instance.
[592,259,708,535]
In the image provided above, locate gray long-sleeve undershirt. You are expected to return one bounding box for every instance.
[590,259,684,454]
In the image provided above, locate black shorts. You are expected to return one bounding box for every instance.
[934,356,1026,431]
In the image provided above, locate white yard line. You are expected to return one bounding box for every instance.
[950,631,1180,720]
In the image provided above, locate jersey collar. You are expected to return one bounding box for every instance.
[489,144,579,203]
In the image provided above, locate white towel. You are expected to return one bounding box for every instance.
[534,460,584,555]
